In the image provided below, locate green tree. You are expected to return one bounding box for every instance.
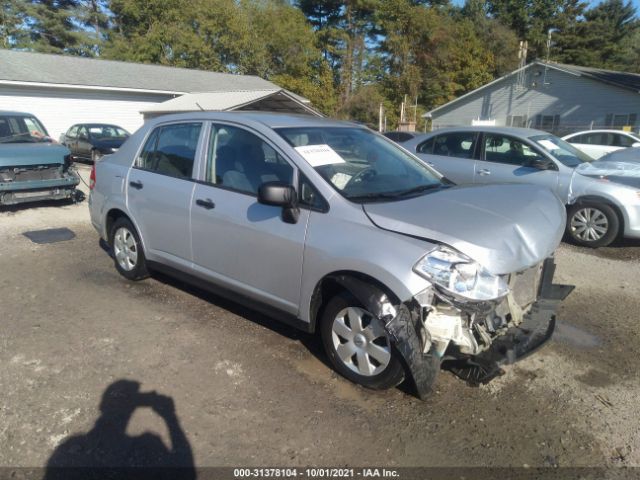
[16,0,93,54]
[1,0,27,48]
[553,0,639,71]
[486,0,586,60]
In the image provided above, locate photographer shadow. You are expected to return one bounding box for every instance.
[44,379,196,480]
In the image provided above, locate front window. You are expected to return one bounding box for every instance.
[484,134,544,166]
[87,125,129,140]
[531,134,592,167]
[276,127,445,203]
[0,115,50,143]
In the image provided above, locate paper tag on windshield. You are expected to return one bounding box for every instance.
[537,139,558,151]
[295,144,345,167]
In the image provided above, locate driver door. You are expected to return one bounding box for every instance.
[473,133,560,194]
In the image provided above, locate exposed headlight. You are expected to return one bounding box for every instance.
[413,246,509,301]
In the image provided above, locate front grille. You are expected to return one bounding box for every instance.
[510,263,543,309]
[0,165,63,183]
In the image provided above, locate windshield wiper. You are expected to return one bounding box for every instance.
[347,184,446,202]
[389,183,447,198]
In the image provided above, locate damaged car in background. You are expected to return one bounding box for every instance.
[89,112,573,398]
[0,111,80,206]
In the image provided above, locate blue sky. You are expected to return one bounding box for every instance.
[451,0,640,7]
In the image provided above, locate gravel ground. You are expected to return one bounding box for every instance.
[1,166,639,472]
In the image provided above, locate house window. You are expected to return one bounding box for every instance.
[605,113,638,127]
[535,114,560,131]
[507,115,528,128]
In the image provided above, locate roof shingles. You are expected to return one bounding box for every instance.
[0,49,277,93]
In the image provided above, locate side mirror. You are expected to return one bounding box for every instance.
[528,158,556,171]
[258,181,299,224]
[632,142,640,148]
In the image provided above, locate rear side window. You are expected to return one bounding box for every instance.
[136,123,202,179]
[612,133,635,147]
[417,137,435,154]
[431,132,477,159]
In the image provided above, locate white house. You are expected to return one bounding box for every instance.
[0,49,317,140]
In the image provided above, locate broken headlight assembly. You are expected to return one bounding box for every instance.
[413,246,509,302]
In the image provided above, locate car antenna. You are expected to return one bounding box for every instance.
[195,102,205,111]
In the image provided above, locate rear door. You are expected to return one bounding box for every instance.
[126,122,203,267]
[77,126,94,160]
[64,126,79,155]
[473,132,560,193]
[414,131,479,184]
[190,122,309,314]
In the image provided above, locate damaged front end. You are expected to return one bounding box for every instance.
[0,162,80,206]
[332,258,573,400]
[415,257,573,389]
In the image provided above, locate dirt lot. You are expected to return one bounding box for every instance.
[1,165,640,472]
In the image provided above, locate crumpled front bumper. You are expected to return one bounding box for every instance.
[444,258,574,386]
[0,172,80,205]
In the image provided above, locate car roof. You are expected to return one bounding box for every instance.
[564,129,638,136]
[400,126,551,145]
[426,126,548,137]
[76,123,127,129]
[146,111,360,130]
[0,110,35,116]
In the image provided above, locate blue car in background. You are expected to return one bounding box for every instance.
[0,111,79,206]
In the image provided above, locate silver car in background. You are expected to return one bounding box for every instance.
[400,127,640,247]
[89,113,572,398]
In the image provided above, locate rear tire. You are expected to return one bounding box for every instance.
[566,202,619,247]
[109,217,149,281]
[320,293,404,390]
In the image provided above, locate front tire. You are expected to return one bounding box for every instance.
[109,217,149,280]
[567,203,619,247]
[320,293,404,390]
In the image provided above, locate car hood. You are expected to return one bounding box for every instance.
[363,184,566,275]
[0,143,70,167]
[93,138,127,150]
[576,159,640,189]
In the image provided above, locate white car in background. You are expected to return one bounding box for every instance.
[562,129,640,159]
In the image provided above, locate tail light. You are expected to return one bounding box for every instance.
[89,164,96,190]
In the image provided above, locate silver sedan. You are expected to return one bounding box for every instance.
[399,126,640,247]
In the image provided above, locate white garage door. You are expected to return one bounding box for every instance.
[0,85,174,141]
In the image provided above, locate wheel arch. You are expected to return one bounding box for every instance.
[105,208,133,245]
[308,271,401,334]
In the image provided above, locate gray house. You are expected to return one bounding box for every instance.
[424,61,640,135]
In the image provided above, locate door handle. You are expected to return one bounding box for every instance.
[426,161,435,167]
[129,180,143,190]
[196,198,215,210]
[478,169,491,176]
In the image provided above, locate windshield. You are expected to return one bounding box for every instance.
[276,127,445,202]
[87,125,129,140]
[0,115,51,144]
[531,134,593,167]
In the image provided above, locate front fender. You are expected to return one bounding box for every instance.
[330,275,439,400]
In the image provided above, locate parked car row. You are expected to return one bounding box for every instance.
[391,127,640,248]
